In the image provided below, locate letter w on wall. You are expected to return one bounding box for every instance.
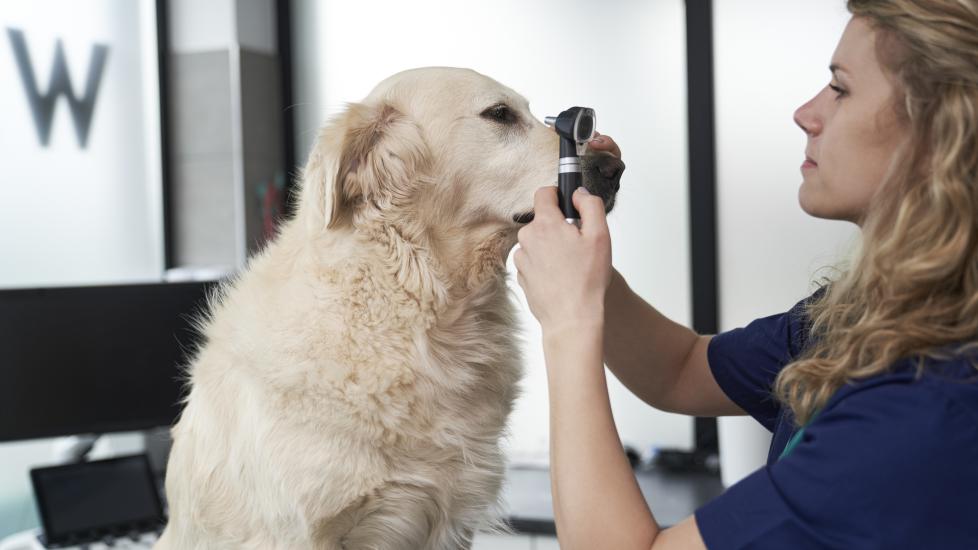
[6,28,109,148]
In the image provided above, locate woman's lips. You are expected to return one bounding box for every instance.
[802,156,818,170]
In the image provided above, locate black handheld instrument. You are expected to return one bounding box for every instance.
[544,107,596,225]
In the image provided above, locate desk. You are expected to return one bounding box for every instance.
[1,465,725,543]
[0,495,38,541]
[501,465,725,535]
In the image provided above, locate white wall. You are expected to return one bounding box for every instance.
[0,0,164,289]
[290,0,694,464]
[713,0,859,485]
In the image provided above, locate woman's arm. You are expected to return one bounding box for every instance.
[515,186,709,549]
[586,133,743,418]
[603,269,744,417]
[543,321,707,550]
[544,320,654,548]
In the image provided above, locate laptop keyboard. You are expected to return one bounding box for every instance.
[41,530,158,550]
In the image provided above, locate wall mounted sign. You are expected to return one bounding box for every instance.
[0,0,164,289]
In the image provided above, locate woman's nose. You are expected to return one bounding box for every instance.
[794,96,822,136]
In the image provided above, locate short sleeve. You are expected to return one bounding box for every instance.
[707,290,821,431]
[695,380,978,549]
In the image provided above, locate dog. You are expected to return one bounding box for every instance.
[156,67,623,550]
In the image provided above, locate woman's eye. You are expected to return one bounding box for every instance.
[829,83,848,99]
[480,104,518,125]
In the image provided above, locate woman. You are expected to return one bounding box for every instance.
[513,1,978,548]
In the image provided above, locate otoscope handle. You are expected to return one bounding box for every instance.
[557,138,583,221]
[558,170,582,220]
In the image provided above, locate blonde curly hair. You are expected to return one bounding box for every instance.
[774,0,978,426]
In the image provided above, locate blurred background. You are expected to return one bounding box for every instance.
[0,0,856,547]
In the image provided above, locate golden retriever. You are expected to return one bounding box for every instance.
[156,67,623,550]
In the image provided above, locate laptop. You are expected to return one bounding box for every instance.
[29,454,165,549]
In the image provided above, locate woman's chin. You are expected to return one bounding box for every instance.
[798,182,828,219]
[798,187,862,225]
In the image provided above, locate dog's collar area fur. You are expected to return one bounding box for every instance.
[379,227,514,317]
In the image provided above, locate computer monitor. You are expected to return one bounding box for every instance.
[0,281,215,442]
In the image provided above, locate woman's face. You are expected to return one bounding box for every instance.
[793,16,908,225]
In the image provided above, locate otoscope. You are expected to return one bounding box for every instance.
[544,107,597,226]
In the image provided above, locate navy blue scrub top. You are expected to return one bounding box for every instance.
[695,289,978,549]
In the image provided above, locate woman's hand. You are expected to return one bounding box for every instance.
[513,131,621,336]
[590,131,621,158]
[513,185,613,337]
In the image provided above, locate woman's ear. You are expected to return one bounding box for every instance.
[326,101,429,229]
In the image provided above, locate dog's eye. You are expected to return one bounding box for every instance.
[480,104,518,125]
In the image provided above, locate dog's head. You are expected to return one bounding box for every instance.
[298,67,623,264]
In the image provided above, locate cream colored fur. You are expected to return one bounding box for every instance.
[155,68,563,549]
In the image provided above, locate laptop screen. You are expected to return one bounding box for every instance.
[31,454,165,545]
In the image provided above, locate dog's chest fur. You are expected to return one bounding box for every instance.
[314,253,523,447]
[161,227,523,548]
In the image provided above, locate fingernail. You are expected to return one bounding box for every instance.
[576,187,591,195]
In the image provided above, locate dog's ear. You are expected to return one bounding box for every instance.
[326,101,429,229]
